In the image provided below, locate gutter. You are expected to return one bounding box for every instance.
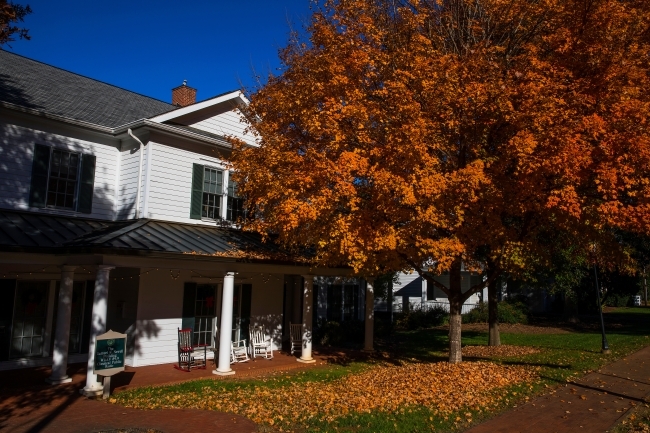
[0,101,233,150]
[128,128,145,219]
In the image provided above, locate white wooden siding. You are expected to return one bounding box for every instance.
[248,274,284,351]
[0,122,117,220]
[116,141,147,220]
[133,269,286,366]
[145,141,228,223]
[189,109,257,146]
[133,270,185,366]
[394,271,482,308]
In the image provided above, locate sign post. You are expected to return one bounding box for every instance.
[94,330,127,399]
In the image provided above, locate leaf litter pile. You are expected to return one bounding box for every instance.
[114,361,538,427]
[462,345,540,358]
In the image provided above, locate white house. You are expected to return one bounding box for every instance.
[390,271,486,314]
[0,51,374,395]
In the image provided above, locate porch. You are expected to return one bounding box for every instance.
[0,209,377,396]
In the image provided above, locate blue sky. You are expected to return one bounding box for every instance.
[5,0,314,103]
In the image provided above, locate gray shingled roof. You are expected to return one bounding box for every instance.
[0,50,176,128]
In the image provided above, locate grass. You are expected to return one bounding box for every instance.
[611,403,650,433]
[113,310,650,432]
[608,306,650,316]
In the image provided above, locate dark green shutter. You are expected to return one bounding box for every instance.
[182,282,197,330]
[29,144,51,208]
[0,279,16,361]
[240,284,252,342]
[190,164,204,219]
[77,154,96,214]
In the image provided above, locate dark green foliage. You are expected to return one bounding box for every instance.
[372,272,397,301]
[603,293,632,307]
[313,319,364,347]
[373,311,394,338]
[462,301,529,324]
[394,305,448,330]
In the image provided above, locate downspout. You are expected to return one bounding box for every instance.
[128,128,144,219]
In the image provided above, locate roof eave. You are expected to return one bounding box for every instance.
[0,100,232,150]
[0,100,114,134]
[148,90,247,123]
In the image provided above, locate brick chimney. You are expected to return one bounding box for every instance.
[171,80,197,107]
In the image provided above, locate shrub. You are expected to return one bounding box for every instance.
[603,294,631,307]
[313,319,364,347]
[462,302,488,324]
[462,300,529,324]
[394,304,448,330]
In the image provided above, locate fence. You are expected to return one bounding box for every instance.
[424,301,480,315]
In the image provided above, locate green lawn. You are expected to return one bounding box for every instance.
[113,311,650,433]
[608,306,650,315]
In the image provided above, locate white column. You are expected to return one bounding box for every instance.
[214,272,235,375]
[46,266,77,384]
[298,275,316,363]
[82,265,114,397]
[364,278,375,352]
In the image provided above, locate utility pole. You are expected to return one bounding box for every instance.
[594,264,610,354]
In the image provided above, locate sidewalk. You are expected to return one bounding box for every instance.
[467,345,650,433]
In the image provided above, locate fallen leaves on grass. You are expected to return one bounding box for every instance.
[462,345,540,358]
[115,361,538,427]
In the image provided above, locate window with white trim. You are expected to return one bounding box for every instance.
[29,144,96,214]
[201,167,223,220]
[46,149,80,209]
[226,178,244,222]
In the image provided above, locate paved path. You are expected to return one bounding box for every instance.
[467,345,650,433]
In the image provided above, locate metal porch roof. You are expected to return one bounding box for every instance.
[0,210,286,260]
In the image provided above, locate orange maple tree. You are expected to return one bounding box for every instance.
[231,0,650,363]
[0,0,31,46]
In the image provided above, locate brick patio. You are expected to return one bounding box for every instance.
[0,349,351,433]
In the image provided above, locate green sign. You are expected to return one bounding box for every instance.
[95,337,125,372]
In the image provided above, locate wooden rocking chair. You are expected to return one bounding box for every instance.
[289,323,303,356]
[249,325,273,359]
[212,324,250,364]
[177,328,206,371]
[231,338,250,363]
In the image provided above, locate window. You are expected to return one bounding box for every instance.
[226,178,244,222]
[182,283,217,347]
[326,283,359,322]
[47,149,80,209]
[190,163,225,221]
[11,281,49,358]
[29,144,96,213]
[202,167,223,220]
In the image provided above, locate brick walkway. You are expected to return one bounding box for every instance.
[4,347,647,432]
[467,345,650,433]
[0,350,345,433]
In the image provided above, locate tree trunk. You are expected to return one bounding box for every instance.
[488,277,501,346]
[449,296,463,363]
[448,259,463,363]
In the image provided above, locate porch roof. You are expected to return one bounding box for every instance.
[0,209,302,263]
